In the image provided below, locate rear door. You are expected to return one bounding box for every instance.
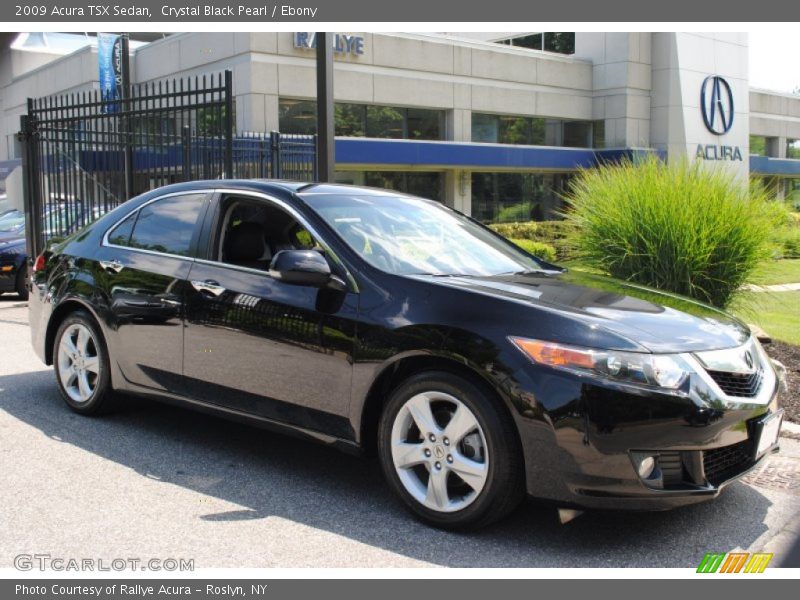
[96,191,210,393]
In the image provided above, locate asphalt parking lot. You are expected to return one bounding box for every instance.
[1,297,799,569]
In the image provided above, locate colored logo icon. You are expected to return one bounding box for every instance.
[697,552,773,573]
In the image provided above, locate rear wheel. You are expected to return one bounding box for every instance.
[378,371,524,530]
[53,311,114,414]
[15,265,28,300]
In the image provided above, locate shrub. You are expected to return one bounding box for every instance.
[772,227,800,259]
[564,158,784,308]
[490,222,539,240]
[508,238,557,262]
[489,220,577,260]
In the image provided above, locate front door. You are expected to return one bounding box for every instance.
[182,194,358,440]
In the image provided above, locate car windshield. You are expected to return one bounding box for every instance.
[303,192,546,277]
[0,210,24,233]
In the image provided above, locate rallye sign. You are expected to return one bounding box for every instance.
[294,33,365,56]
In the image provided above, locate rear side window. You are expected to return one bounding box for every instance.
[109,194,206,256]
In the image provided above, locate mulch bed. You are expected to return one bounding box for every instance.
[764,340,800,423]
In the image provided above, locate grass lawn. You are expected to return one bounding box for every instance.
[748,259,800,286]
[730,291,800,346]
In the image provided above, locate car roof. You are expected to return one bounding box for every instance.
[147,179,410,198]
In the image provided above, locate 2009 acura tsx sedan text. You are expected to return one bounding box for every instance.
[28,180,785,529]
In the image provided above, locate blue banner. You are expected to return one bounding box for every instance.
[97,33,121,113]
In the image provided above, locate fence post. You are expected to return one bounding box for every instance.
[259,135,268,178]
[312,134,319,182]
[120,35,134,200]
[182,125,192,182]
[223,70,233,179]
[18,110,43,259]
[271,131,282,179]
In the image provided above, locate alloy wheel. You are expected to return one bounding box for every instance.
[57,323,101,404]
[390,391,489,513]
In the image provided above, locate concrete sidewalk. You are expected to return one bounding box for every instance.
[742,282,800,292]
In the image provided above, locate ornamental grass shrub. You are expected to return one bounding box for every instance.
[563,158,785,308]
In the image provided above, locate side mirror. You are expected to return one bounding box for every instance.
[269,249,345,290]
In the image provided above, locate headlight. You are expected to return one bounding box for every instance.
[509,337,692,393]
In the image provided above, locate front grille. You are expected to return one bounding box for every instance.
[706,367,763,398]
[703,440,753,485]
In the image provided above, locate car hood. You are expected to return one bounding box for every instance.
[0,235,24,250]
[420,269,750,353]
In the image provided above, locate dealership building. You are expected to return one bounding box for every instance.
[1,31,799,221]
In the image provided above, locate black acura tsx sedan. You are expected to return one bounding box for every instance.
[28,180,784,529]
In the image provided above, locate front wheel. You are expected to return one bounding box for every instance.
[53,311,114,414]
[378,371,524,530]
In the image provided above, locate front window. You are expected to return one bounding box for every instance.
[304,193,545,277]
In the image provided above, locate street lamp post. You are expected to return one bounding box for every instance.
[315,32,335,183]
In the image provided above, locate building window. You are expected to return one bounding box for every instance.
[280,99,444,140]
[335,170,445,203]
[278,99,317,135]
[787,139,800,159]
[562,120,591,148]
[493,33,575,55]
[787,179,800,211]
[592,120,606,149]
[472,113,596,148]
[471,172,573,223]
[750,135,769,157]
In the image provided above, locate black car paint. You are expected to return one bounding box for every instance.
[28,180,780,511]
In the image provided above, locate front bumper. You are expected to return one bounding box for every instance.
[0,259,21,291]
[512,346,783,511]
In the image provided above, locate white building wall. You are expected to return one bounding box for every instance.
[650,32,750,179]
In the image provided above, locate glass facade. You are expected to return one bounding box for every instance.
[788,139,800,159]
[750,135,768,156]
[471,172,573,223]
[335,170,445,203]
[494,33,575,55]
[472,113,596,147]
[279,99,444,140]
[786,179,800,210]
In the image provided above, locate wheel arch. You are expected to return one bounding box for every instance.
[44,298,105,365]
[357,352,522,461]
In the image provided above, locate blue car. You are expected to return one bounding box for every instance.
[0,205,89,300]
[0,210,27,299]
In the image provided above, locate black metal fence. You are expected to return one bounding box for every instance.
[18,70,317,257]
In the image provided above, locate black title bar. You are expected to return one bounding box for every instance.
[3,0,800,22]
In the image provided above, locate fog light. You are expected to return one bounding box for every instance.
[637,456,656,478]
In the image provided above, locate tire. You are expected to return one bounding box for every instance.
[378,370,524,530]
[53,310,115,415]
[15,265,28,301]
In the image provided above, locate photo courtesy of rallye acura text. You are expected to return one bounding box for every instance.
[27,180,785,529]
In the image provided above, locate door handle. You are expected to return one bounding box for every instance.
[99,259,124,273]
[191,279,226,297]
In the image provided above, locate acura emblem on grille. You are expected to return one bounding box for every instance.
[743,351,754,371]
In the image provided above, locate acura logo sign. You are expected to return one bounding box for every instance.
[701,76,734,135]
